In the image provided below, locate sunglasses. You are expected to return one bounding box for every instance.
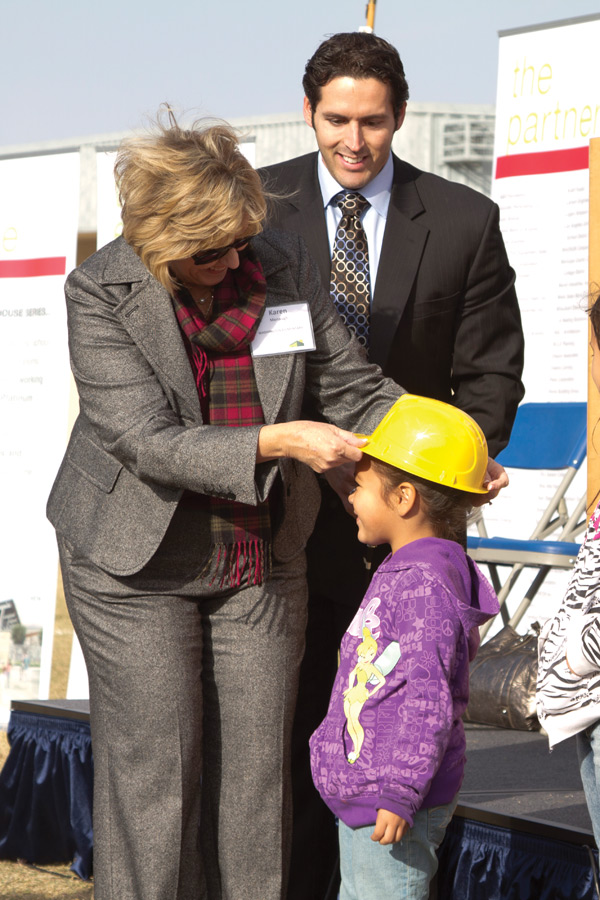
[191,236,253,266]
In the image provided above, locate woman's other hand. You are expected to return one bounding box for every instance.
[257,422,366,473]
[323,462,356,514]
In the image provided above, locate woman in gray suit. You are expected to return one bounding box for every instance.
[47,112,401,900]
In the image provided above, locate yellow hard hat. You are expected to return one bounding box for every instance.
[357,394,489,494]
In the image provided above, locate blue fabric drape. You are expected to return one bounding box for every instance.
[2,709,599,894]
[0,710,93,880]
[437,817,599,900]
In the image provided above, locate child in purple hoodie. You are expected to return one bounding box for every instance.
[310,395,500,900]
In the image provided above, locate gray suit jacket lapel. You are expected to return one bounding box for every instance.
[119,278,203,422]
[370,156,429,367]
[99,238,203,422]
[252,350,294,425]
[251,239,295,425]
[102,236,296,428]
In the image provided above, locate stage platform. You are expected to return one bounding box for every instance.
[10,697,91,721]
[460,720,594,839]
[1,701,598,896]
[440,723,598,899]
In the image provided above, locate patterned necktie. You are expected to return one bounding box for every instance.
[330,191,371,349]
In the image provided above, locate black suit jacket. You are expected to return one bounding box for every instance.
[261,152,524,458]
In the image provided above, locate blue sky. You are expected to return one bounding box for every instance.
[4,0,600,146]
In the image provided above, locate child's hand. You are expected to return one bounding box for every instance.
[370,809,408,844]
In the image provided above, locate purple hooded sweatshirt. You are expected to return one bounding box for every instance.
[309,537,499,829]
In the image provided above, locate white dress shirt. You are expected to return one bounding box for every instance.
[317,152,394,299]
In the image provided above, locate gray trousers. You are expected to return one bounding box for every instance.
[59,518,307,900]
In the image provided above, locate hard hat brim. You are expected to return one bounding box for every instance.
[354,438,490,495]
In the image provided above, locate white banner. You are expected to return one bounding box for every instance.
[0,152,80,722]
[494,15,600,402]
[96,150,121,251]
[474,16,600,634]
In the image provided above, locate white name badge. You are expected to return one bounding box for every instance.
[251,302,316,357]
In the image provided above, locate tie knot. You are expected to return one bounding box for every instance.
[333,191,370,218]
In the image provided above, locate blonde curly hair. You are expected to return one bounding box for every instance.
[115,107,266,294]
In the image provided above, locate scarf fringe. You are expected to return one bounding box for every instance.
[191,345,209,397]
[200,540,272,589]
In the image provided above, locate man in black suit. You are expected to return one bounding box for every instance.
[261,31,524,900]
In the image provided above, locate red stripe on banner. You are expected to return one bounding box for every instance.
[0,257,67,278]
[495,146,590,179]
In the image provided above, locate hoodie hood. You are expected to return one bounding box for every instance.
[379,538,499,654]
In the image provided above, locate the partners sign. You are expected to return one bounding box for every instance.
[474,15,600,634]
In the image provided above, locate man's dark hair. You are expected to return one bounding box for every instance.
[302,32,409,120]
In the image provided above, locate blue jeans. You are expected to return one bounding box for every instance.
[338,798,458,900]
[577,719,600,846]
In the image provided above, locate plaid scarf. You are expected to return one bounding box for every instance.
[172,246,271,587]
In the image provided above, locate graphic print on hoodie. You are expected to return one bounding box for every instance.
[309,537,499,829]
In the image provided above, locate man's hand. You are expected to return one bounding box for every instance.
[471,456,509,506]
[371,809,409,845]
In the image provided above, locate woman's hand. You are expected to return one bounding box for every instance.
[371,809,408,844]
[257,422,366,473]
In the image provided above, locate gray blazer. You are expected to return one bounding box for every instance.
[47,230,401,576]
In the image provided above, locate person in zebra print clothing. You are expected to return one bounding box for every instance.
[536,292,600,843]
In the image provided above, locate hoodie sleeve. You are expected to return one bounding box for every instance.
[377,576,462,826]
